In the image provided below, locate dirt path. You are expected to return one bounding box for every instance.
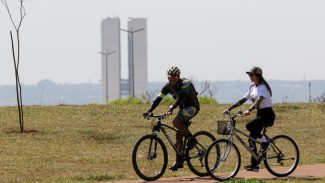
[108,164,325,183]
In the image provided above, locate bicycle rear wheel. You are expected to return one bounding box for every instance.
[205,139,241,181]
[264,135,299,177]
[132,134,168,181]
[186,131,216,177]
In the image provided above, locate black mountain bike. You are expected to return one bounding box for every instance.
[205,111,300,182]
[132,113,217,181]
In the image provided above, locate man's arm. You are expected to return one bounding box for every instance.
[147,96,163,113]
[146,84,169,113]
[169,80,191,111]
[169,96,182,111]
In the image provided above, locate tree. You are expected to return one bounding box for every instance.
[142,89,159,103]
[1,0,27,132]
[314,92,325,103]
[198,80,219,98]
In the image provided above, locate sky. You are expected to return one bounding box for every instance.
[1,0,325,85]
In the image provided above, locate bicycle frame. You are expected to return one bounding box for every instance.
[226,116,272,161]
[151,119,189,156]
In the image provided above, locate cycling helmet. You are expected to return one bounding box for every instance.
[167,66,181,77]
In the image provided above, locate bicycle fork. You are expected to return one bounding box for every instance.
[147,128,161,160]
[147,137,158,160]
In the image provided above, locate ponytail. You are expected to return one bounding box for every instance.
[258,75,272,96]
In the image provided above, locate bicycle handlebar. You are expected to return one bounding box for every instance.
[145,113,168,120]
[225,111,243,119]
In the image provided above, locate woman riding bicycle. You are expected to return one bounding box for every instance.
[223,66,276,172]
[143,66,200,171]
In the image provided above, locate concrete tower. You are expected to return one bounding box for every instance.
[128,18,148,99]
[101,17,121,103]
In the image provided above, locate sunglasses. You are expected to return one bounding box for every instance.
[168,75,179,78]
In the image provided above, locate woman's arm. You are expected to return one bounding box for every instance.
[228,98,248,111]
[248,96,264,112]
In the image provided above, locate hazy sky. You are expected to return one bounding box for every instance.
[1,0,325,85]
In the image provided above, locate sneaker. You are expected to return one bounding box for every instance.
[187,136,198,150]
[244,165,259,172]
[169,161,184,171]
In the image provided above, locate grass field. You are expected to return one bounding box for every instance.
[0,103,324,182]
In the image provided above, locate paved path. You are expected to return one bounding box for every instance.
[108,164,325,183]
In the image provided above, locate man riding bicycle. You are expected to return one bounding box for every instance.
[143,66,200,171]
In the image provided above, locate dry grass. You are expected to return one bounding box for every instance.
[0,103,324,182]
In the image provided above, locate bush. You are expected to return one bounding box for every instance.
[110,97,144,105]
[160,97,174,105]
[109,96,217,105]
[198,96,218,104]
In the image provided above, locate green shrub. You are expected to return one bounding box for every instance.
[198,96,218,104]
[160,97,174,105]
[110,96,217,105]
[149,96,217,105]
[89,102,99,106]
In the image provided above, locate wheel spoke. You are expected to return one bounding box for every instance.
[205,139,241,181]
[186,131,216,177]
[264,135,299,177]
[132,135,168,181]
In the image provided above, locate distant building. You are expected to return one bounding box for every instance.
[100,17,148,103]
[101,17,121,103]
[120,79,130,98]
[128,18,148,99]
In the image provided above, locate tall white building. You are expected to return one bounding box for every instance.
[128,18,148,99]
[101,17,121,103]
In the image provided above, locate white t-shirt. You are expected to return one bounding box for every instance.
[243,83,272,109]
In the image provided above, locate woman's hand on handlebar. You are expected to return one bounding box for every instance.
[242,110,250,116]
[165,106,174,116]
[223,108,230,115]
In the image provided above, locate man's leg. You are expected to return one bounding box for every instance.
[169,107,197,171]
[169,117,188,171]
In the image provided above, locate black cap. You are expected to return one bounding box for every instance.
[246,66,263,75]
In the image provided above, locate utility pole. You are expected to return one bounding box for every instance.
[98,50,115,103]
[121,27,144,98]
[309,81,312,103]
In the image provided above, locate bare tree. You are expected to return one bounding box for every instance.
[1,0,27,132]
[198,80,219,98]
[313,91,325,103]
[142,89,159,103]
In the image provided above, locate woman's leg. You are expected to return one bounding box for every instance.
[246,116,265,166]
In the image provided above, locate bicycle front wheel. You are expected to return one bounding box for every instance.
[132,134,168,181]
[205,139,241,181]
[186,131,217,177]
[264,135,299,177]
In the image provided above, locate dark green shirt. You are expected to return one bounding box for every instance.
[159,78,200,110]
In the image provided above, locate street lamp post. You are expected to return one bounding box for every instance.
[309,81,312,103]
[121,27,144,98]
[98,50,115,103]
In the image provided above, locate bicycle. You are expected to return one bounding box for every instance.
[204,111,300,182]
[132,113,217,181]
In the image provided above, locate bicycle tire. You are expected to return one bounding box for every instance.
[264,135,300,177]
[186,131,217,177]
[132,134,168,181]
[205,139,241,181]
